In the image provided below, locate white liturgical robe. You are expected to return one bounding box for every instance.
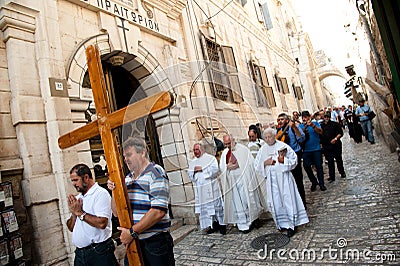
[220,143,265,231]
[254,140,309,230]
[188,152,224,229]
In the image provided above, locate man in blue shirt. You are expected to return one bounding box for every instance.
[276,113,307,207]
[355,99,375,144]
[299,111,326,191]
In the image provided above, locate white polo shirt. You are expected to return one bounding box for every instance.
[71,183,112,248]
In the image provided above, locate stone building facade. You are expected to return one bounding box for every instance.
[0,0,323,263]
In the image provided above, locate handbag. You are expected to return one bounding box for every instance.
[368,110,376,120]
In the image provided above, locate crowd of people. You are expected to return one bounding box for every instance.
[64,101,376,266]
[188,101,376,240]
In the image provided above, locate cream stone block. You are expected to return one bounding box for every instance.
[0,139,19,159]
[0,157,23,172]
[1,25,35,43]
[10,95,45,125]
[168,171,183,186]
[184,183,194,202]
[0,68,10,92]
[18,123,52,175]
[67,79,80,99]
[75,141,91,153]
[58,6,77,38]
[26,202,68,263]
[0,91,11,112]
[163,154,180,172]
[45,98,73,122]
[77,150,94,166]
[170,205,196,220]
[0,113,16,138]
[127,25,140,55]
[158,123,174,144]
[181,170,191,185]
[157,121,183,143]
[160,142,177,157]
[0,46,7,68]
[57,120,75,137]
[163,154,187,172]
[99,12,122,51]
[169,185,186,204]
[21,174,59,205]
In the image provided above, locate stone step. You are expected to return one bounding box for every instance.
[170,218,184,232]
[171,225,197,245]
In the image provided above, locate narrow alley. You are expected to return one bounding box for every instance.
[173,133,400,265]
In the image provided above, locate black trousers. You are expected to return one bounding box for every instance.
[291,150,306,208]
[324,146,345,180]
[74,237,118,266]
[124,232,175,266]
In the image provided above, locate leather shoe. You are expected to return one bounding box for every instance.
[219,225,227,235]
[310,184,317,192]
[240,229,251,234]
[287,228,296,237]
[251,219,262,230]
[320,185,327,191]
[206,227,216,234]
[341,173,346,178]
[327,178,335,183]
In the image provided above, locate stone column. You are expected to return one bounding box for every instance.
[153,108,196,224]
[0,2,72,264]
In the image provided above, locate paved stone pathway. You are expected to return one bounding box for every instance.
[174,133,400,265]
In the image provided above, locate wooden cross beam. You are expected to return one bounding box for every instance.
[58,44,173,265]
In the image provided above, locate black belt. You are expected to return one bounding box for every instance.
[77,237,112,251]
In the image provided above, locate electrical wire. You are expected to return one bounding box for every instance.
[189,0,236,108]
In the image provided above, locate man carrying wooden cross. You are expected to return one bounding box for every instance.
[108,137,175,265]
[58,44,174,265]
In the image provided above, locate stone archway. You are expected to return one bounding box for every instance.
[65,33,194,220]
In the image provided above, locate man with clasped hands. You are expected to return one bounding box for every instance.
[67,163,118,266]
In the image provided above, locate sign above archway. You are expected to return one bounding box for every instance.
[79,0,174,41]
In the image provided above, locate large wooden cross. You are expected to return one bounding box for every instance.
[59,45,173,265]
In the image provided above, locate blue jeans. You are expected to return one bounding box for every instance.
[360,119,375,143]
[302,150,324,187]
[124,232,175,266]
[74,238,118,266]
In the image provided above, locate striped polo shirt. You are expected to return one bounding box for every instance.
[126,163,171,240]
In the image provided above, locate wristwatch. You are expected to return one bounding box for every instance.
[78,212,86,221]
[129,227,139,239]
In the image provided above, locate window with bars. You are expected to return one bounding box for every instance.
[201,36,243,103]
[250,62,276,108]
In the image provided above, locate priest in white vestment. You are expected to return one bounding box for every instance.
[188,143,226,234]
[254,128,309,237]
[220,134,265,233]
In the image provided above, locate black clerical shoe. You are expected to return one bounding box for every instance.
[240,229,251,234]
[320,185,327,191]
[287,228,296,237]
[327,178,335,183]
[206,227,216,234]
[219,225,227,235]
[251,219,262,230]
[311,184,317,192]
[341,173,346,178]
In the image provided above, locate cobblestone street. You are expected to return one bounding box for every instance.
[174,133,400,265]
